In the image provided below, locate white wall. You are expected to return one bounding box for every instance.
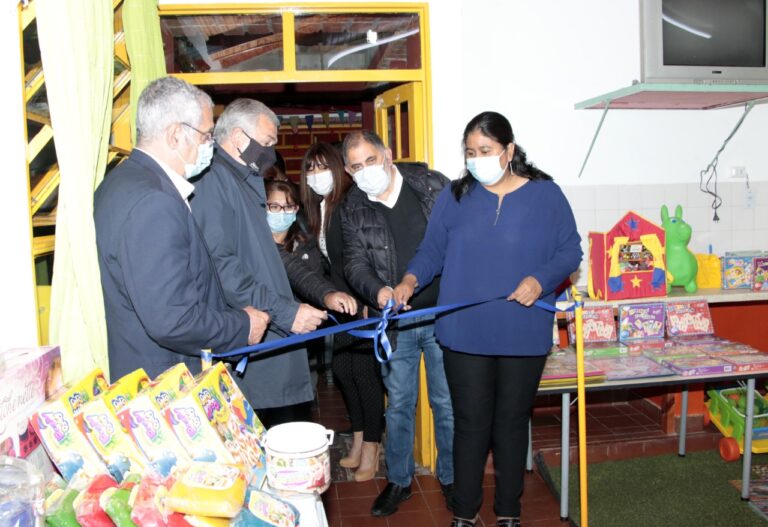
[1,0,40,351]
[5,0,763,341]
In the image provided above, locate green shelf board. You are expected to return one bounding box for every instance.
[575,83,768,110]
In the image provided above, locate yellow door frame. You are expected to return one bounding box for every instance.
[159,2,433,166]
[160,2,437,473]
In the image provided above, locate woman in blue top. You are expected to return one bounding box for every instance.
[394,111,582,527]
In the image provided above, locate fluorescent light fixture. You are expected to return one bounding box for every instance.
[327,28,419,68]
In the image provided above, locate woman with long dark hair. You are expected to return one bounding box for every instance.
[393,112,582,527]
[299,143,385,483]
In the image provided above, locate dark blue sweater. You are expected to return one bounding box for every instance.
[407,179,582,356]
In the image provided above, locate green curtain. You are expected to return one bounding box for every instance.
[37,0,113,381]
[124,0,167,144]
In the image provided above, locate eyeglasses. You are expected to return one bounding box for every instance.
[267,202,300,213]
[182,122,214,143]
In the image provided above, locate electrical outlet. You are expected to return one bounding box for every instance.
[730,166,748,179]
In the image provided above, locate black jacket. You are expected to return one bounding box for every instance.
[278,235,335,308]
[191,148,312,409]
[340,162,448,312]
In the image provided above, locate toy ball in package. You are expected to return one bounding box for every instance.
[148,364,195,410]
[117,393,192,477]
[76,398,148,482]
[164,391,235,464]
[192,363,266,475]
[31,399,108,481]
[73,473,119,527]
[104,369,150,413]
[166,462,247,518]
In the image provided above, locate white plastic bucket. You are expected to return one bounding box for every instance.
[264,422,334,494]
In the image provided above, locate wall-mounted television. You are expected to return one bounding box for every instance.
[640,0,768,84]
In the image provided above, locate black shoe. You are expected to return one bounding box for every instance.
[371,482,412,517]
[496,519,521,527]
[450,518,476,527]
[440,482,455,511]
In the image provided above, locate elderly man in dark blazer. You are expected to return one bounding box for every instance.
[191,98,327,428]
[94,77,269,380]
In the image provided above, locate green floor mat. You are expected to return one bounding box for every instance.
[537,451,768,527]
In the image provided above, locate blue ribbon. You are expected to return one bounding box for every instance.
[211,294,581,373]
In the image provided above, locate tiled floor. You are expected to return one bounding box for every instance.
[309,377,723,526]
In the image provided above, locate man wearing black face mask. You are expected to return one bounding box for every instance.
[191,98,327,427]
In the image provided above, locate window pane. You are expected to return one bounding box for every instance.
[295,13,420,70]
[160,14,283,73]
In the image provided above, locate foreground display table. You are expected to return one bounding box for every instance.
[538,370,768,521]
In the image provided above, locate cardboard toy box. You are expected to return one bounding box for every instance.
[0,346,63,478]
[588,211,667,301]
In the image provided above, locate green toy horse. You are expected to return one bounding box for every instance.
[661,204,698,293]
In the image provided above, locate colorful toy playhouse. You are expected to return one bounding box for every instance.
[588,211,667,301]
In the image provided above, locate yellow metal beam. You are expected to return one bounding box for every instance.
[160,3,426,16]
[27,124,53,163]
[114,32,129,65]
[20,0,36,30]
[25,67,45,102]
[32,235,55,258]
[27,110,51,126]
[173,69,423,85]
[114,69,131,98]
[30,165,60,216]
[32,210,57,228]
[282,11,296,72]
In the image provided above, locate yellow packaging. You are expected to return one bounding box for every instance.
[184,516,231,527]
[31,398,107,481]
[105,368,150,413]
[77,397,147,482]
[48,368,110,416]
[117,393,192,477]
[164,391,235,464]
[696,253,722,289]
[148,364,195,410]
[192,363,266,472]
[166,462,246,518]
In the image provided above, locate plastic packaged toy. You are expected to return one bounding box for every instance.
[31,398,108,481]
[77,398,147,482]
[148,364,195,410]
[73,473,119,527]
[104,369,150,413]
[164,391,235,465]
[117,393,191,477]
[166,462,247,518]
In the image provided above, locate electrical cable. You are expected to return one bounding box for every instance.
[698,102,754,221]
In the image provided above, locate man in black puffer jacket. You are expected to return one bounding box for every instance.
[339,130,454,517]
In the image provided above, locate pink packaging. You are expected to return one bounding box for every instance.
[0,346,63,478]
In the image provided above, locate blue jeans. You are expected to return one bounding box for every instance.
[381,315,454,487]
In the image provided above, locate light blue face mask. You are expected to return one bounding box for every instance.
[178,140,214,179]
[266,210,297,233]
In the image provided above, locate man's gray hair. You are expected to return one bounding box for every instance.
[341,130,387,165]
[214,98,280,144]
[135,77,213,145]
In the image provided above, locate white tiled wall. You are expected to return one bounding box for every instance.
[562,181,768,286]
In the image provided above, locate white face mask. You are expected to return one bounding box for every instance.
[466,152,506,186]
[178,140,214,179]
[352,164,391,197]
[307,169,334,196]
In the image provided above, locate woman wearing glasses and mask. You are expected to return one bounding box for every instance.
[393,112,582,527]
[264,175,358,317]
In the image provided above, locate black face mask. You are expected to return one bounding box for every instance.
[238,131,276,175]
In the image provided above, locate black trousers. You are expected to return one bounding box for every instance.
[332,343,384,443]
[443,348,547,519]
